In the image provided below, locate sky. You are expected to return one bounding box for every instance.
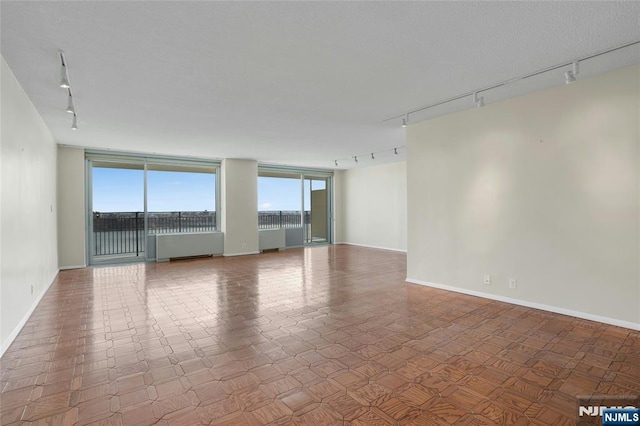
[92,168,215,212]
[258,177,301,211]
[92,168,326,212]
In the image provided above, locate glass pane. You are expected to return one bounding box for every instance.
[258,176,302,229]
[147,169,216,233]
[92,165,145,259]
[305,177,328,244]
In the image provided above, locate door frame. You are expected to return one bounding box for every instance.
[302,175,332,245]
[257,165,334,247]
[86,158,147,265]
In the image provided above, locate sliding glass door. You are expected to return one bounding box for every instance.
[304,177,329,244]
[87,155,218,265]
[258,169,332,247]
[90,162,145,263]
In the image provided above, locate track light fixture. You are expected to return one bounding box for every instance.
[564,70,575,84]
[565,60,579,85]
[66,90,75,114]
[334,147,404,167]
[384,41,639,124]
[60,68,70,89]
[58,50,78,130]
[473,92,485,108]
[59,50,70,89]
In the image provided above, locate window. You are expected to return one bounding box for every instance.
[258,175,302,229]
[87,153,219,263]
[147,164,216,234]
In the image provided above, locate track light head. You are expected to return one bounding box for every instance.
[473,92,485,108]
[334,160,338,167]
[71,114,78,130]
[565,60,580,85]
[59,51,70,88]
[394,148,398,155]
[354,156,358,163]
[60,66,70,89]
[401,118,407,128]
[66,93,75,114]
[565,70,576,85]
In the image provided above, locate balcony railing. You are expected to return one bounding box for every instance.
[92,210,310,257]
[93,211,216,257]
[258,210,310,229]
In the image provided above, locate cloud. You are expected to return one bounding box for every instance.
[259,202,273,210]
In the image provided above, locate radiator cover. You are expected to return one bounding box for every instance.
[259,229,286,251]
[156,232,224,262]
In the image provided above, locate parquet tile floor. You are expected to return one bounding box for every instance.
[1,245,638,425]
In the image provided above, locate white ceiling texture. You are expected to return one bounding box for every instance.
[2,1,640,169]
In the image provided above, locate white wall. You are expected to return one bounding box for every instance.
[407,65,640,328]
[57,146,86,269]
[333,171,344,243]
[339,161,407,252]
[1,57,59,354]
[221,159,259,255]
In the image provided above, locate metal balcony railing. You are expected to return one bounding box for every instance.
[258,210,310,229]
[92,210,310,257]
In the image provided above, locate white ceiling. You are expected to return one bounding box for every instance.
[2,1,640,169]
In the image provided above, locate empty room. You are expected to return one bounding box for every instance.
[1,1,639,425]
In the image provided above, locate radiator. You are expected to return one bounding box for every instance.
[259,229,286,251]
[156,232,224,262]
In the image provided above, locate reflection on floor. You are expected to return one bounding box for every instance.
[1,245,639,425]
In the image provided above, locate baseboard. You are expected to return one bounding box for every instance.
[223,251,261,257]
[406,278,640,331]
[59,264,86,270]
[1,269,59,357]
[336,242,407,253]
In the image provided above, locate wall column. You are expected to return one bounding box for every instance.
[57,146,86,269]
[220,159,259,256]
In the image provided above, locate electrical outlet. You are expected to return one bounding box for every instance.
[509,278,517,289]
[241,242,247,250]
[483,274,491,285]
